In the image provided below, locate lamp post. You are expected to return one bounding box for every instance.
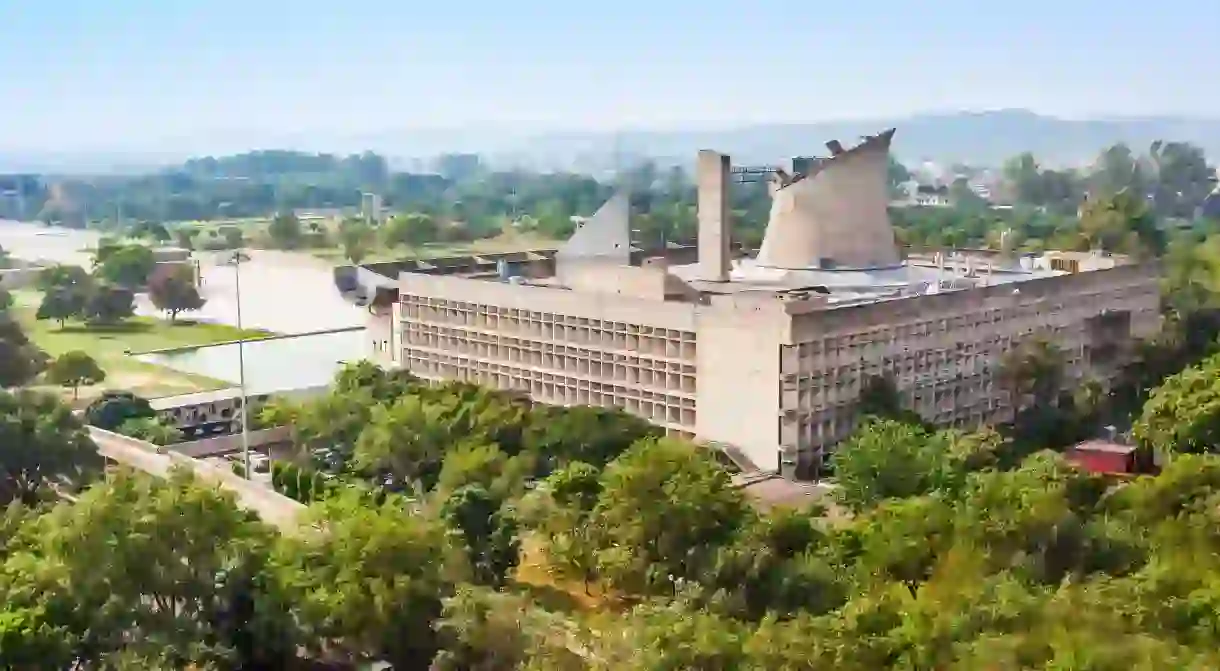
[231,249,252,480]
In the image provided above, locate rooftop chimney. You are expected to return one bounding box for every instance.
[697,149,731,282]
[825,140,845,155]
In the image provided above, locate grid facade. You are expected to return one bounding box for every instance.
[399,294,698,435]
[779,267,1161,470]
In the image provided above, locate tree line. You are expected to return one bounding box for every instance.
[16,140,1217,261]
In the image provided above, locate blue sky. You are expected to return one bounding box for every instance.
[1,0,1216,151]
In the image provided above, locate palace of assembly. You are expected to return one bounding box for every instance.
[335,129,1160,479]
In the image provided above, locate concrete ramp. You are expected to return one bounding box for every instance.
[90,427,307,533]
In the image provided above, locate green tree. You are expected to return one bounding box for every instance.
[116,416,183,446]
[147,264,205,322]
[435,442,512,496]
[354,395,453,490]
[220,225,245,249]
[131,220,171,243]
[0,316,47,387]
[266,212,303,249]
[84,390,155,430]
[520,460,604,595]
[1090,142,1147,198]
[1134,351,1220,455]
[333,359,422,402]
[35,264,90,293]
[0,389,102,505]
[43,350,106,400]
[442,485,521,588]
[1079,189,1166,258]
[94,244,156,288]
[81,284,135,324]
[384,211,439,247]
[1147,140,1214,219]
[833,418,942,512]
[4,469,295,668]
[35,286,86,328]
[275,490,458,667]
[432,586,540,671]
[856,373,929,428]
[998,334,1065,412]
[339,218,375,264]
[523,405,661,472]
[590,437,749,594]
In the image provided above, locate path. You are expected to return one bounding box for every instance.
[89,426,307,532]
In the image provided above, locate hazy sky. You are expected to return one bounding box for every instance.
[2,0,1216,151]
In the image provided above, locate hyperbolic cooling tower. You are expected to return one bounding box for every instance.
[756,129,900,270]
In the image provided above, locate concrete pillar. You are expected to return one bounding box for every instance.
[697,150,731,282]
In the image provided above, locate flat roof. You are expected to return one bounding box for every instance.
[1070,440,1138,455]
[150,387,248,409]
[669,257,1059,303]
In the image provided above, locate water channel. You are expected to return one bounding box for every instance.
[0,220,369,391]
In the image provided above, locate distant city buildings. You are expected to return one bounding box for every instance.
[361,192,385,225]
[338,129,1160,480]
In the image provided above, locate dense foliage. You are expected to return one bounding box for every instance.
[12,361,1220,669]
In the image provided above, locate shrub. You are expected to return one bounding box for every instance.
[279,463,300,500]
[297,468,314,502]
[270,461,284,490]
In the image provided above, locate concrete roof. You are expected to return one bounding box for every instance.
[150,387,249,409]
[555,190,631,266]
[756,130,901,270]
[668,256,1057,304]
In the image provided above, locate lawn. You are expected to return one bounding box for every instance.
[12,290,272,404]
[309,232,564,264]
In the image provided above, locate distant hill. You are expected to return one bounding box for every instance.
[484,110,1220,169]
[5,109,1220,174]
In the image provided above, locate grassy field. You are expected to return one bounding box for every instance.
[163,215,564,265]
[309,231,564,264]
[12,290,272,405]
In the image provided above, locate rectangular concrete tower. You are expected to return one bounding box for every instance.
[697,149,731,282]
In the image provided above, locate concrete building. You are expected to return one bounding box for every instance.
[337,129,1160,478]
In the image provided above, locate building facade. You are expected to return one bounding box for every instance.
[339,130,1161,478]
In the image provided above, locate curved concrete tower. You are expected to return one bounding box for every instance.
[756,129,900,270]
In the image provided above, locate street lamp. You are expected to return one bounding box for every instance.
[229,249,253,479]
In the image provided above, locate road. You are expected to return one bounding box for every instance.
[90,426,307,532]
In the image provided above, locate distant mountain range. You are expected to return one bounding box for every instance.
[481,110,1220,170]
[4,109,1220,174]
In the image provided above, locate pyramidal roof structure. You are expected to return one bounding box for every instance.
[556,190,632,267]
[756,129,900,270]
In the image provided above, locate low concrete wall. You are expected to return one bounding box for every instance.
[88,425,306,531]
[171,425,293,457]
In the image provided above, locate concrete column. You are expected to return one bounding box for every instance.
[697,150,731,282]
